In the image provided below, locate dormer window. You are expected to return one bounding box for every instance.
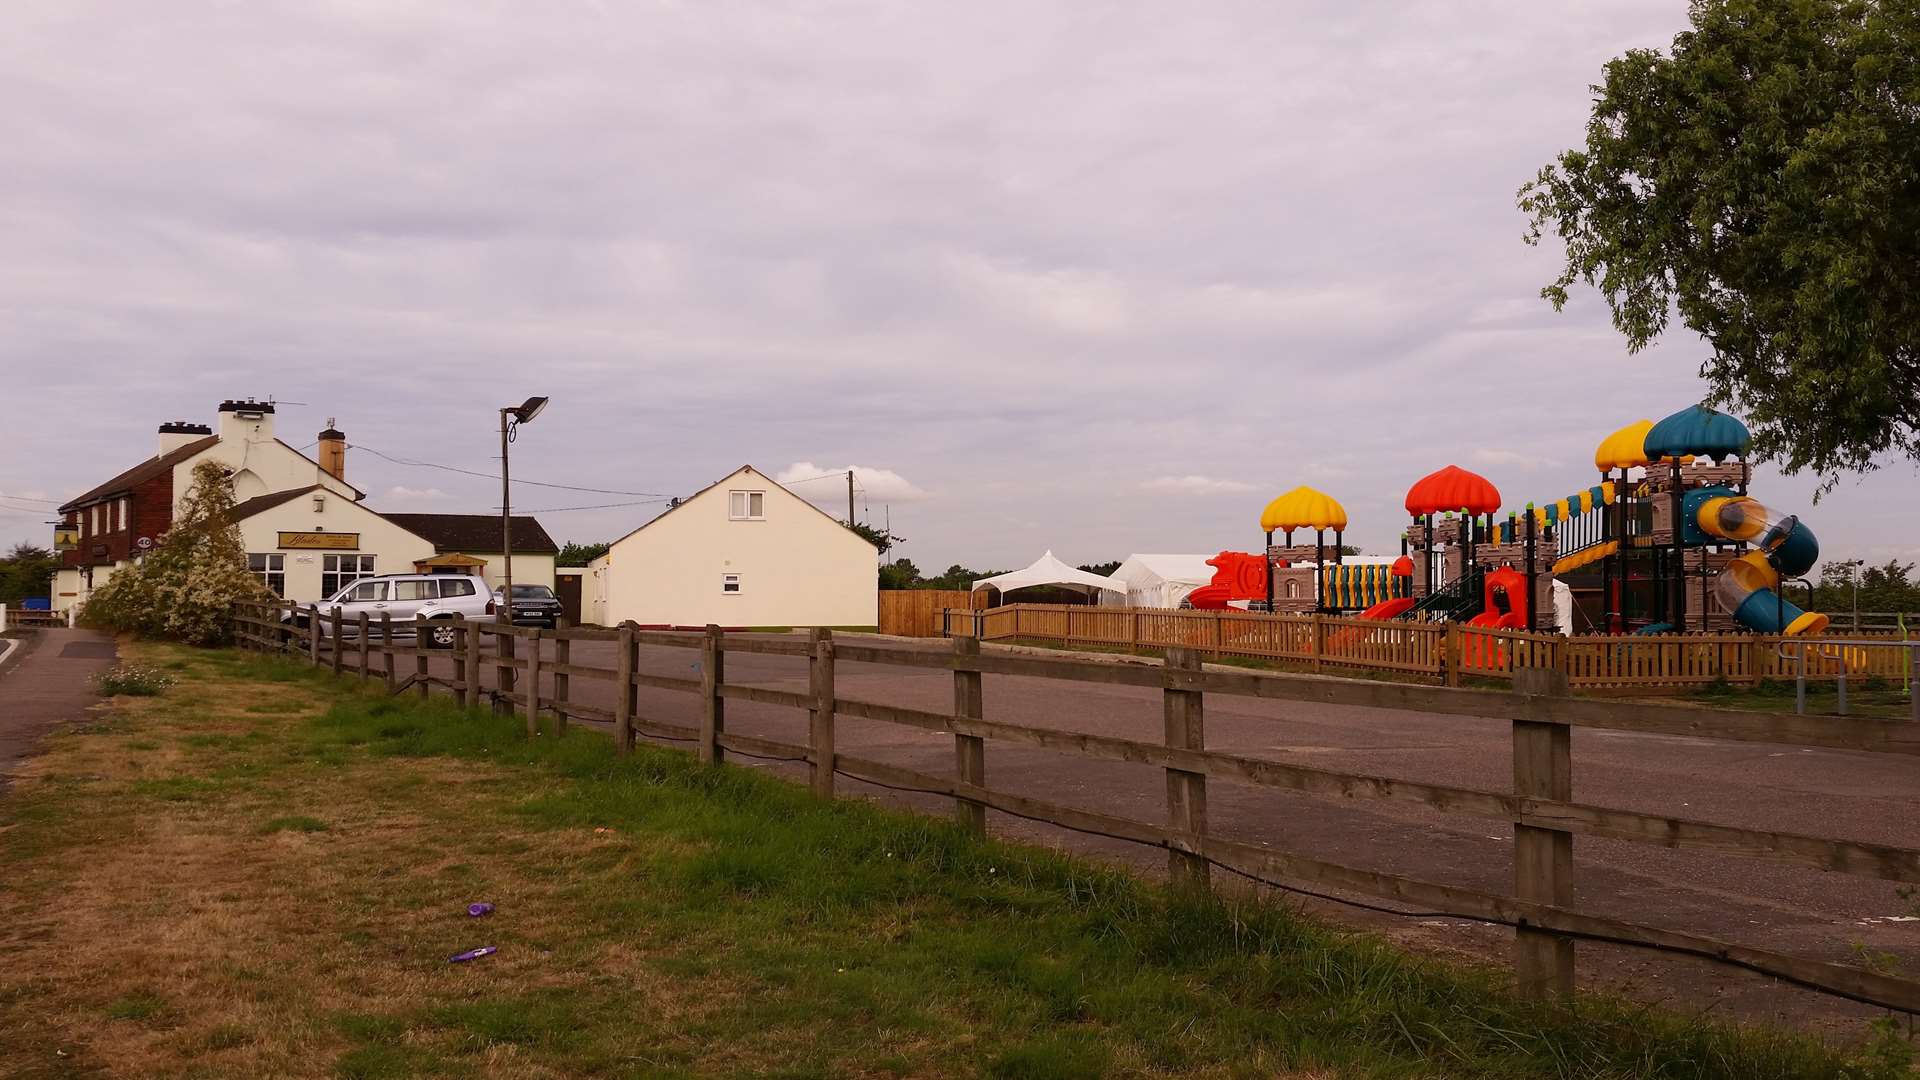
[728,490,765,521]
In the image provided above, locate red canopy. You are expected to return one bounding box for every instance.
[1405,465,1501,517]
[1390,555,1415,577]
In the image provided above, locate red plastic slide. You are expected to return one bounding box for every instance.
[1357,597,1416,621]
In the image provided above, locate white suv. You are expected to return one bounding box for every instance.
[310,573,494,648]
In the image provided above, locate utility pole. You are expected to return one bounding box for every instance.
[500,409,512,624]
[847,469,855,524]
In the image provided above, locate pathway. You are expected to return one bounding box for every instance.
[0,628,118,789]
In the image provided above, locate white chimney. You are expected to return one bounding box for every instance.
[157,421,212,458]
[216,399,276,447]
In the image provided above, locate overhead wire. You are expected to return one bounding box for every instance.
[349,442,669,498]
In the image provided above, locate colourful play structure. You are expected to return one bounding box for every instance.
[1186,404,1834,638]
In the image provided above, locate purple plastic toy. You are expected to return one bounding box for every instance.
[468,902,494,917]
[449,946,496,963]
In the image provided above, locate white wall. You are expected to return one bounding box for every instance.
[236,493,436,604]
[175,411,355,511]
[599,466,877,628]
[52,563,124,613]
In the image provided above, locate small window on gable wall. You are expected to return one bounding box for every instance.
[728,490,765,521]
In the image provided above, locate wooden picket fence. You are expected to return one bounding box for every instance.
[227,597,1920,1015]
[942,603,1918,694]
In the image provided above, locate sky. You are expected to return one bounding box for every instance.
[3,1,1916,575]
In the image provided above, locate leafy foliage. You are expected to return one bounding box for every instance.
[555,541,608,567]
[843,520,904,557]
[82,461,270,645]
[1520,0,1920,487]
[1811,558,1920,614]
[0,543,58,607]
[1077,560,1122,577]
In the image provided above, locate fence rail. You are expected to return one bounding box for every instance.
[941,603,1919,700]
[2,608,70,630]
[229,599,1920,1014]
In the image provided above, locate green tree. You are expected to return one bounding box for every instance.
[557,541,609,567]
[1520,0,1920,487]
[1077,560,1122,577]
[0,543,58,607]
[83,460,269,645]
[843,521,904,557]
[878,558,921,590]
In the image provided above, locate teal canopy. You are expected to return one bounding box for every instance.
[1644,405,1751,462]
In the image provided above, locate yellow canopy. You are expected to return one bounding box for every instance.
[1593,419,1654,471]
[1259,486,1348,533]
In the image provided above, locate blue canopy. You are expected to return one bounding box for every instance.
[1644,405,1751,462]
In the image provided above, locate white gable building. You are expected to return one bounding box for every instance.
[588,465,878,629]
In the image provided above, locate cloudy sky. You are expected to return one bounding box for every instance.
[3,2,1915,574]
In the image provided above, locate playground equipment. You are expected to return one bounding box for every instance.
[1242,403,1833,638]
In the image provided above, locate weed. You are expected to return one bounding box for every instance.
[93,664,175,696]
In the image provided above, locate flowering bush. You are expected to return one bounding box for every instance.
[93,664,175,697]
[82,460,271,646]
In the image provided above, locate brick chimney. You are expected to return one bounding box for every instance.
[216,399,276,447]
[317,419,347,483]
[157,421,212,458]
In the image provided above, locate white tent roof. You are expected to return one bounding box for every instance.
[974,550,1126,599]
[1109,554,1216,589]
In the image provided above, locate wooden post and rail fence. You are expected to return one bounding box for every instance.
[228,598,1920,1014]
[940,602,1920,701]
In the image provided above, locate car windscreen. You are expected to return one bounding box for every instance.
[510,585,555,598]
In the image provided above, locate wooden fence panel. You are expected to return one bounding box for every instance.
[879,590,980,637]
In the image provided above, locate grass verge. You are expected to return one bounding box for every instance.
[0,641,1908,1079]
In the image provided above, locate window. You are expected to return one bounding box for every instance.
[118,497,129,531]
[728,490,765,520]
[248,554,285,597]
[348,580,388,602]
[438,579,475,598]
[722,573,742,594]
[393,579,436,601]
[312,494,326,513]
[322,554,376,597]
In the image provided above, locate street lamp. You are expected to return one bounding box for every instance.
[499,396,550,625]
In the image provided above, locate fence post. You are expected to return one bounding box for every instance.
[552,621,570,736]
[381,611,395,692]
[613,623,635,754]
[495,630,516,718]
[1512,665,1574,1001]
[1445,622,1462,687]
[809,627,835,798]
[415,634,430,700]
[699,624,724,764]
[1910,643,1919,723]
[952,635,986,835]
[452,616,470,708]
[1311,613,1324,674]
[308,605,321,666]
[1163,646,1209,890]
[355,612,370,682]
[1795,641,1807,715]
[522,628,542,731]
[1745,635,1763,687]
[329,608,344,676]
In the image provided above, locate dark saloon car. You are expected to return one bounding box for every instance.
[490,583,564,628]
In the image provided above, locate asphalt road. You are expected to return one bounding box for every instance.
[408,633,1920,1031]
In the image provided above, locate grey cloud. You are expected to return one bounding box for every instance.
[3,1,1917,572]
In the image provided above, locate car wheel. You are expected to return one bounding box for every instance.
[427,621,458,649]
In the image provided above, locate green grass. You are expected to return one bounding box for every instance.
[1690,675,1917,719]
[0,642,1908,1079]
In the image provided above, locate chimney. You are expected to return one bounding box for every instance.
[216,398,276,447]
[317,419,347,483]
[157,421,212,458]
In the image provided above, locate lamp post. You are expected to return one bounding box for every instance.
[498,396,550,624]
